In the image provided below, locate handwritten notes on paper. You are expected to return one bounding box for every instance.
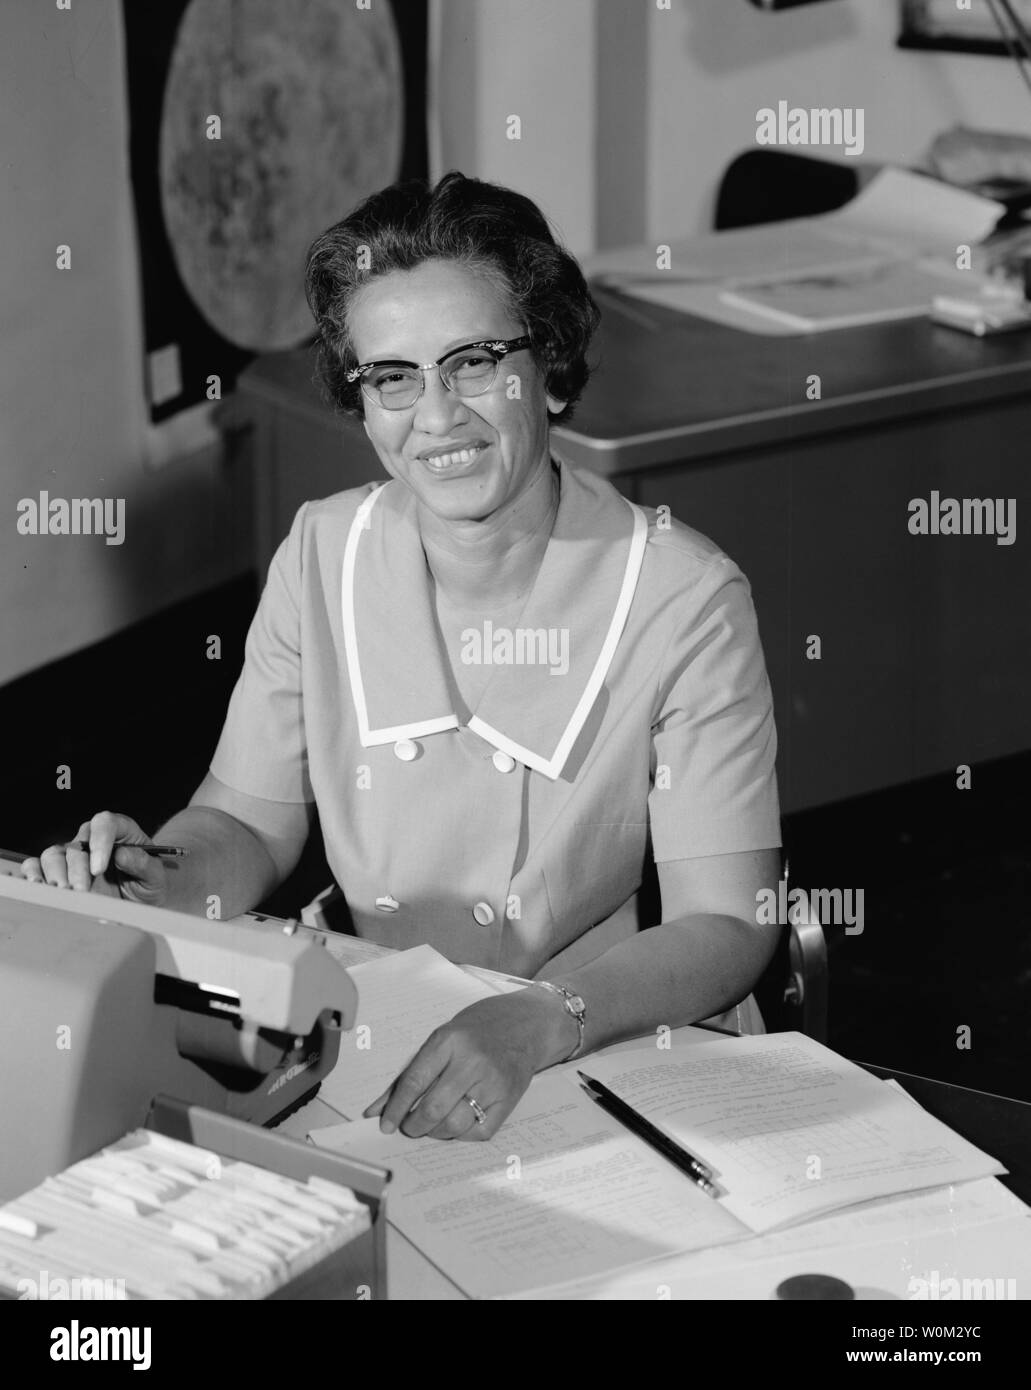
[308,941,1010,1300]
[311,1075,745,1299]
[583,1034,1004,1233]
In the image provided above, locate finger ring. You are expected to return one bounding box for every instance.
[465,1095,487,1126]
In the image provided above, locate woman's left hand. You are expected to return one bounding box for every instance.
[362,987,573,1141]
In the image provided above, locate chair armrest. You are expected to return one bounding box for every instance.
[301,882,348,933]
[786,891,829,1044]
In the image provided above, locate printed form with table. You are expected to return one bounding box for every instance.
[291,937,1031,1301]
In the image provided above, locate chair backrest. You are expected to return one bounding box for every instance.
[753,875,829,1042]
[714,148,864,231]
[301,881,352,933]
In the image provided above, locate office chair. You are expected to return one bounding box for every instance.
[714,148,872,231]
[301,854,829,1043]
[752,857,828,1042]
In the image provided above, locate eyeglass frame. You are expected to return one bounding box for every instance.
[345,335,533,409]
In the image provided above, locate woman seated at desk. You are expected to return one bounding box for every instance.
[22,172,782,1142]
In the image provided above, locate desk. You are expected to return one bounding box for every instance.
[236,283,1031,813]
[281,1026,1031,1301]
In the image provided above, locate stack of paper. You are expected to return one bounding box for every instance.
[513,1179,1031,1301]
[311,1032,1010,1300]
[586,167,1005,335]
[719,260,980,332]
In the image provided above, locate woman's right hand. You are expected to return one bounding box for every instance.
[20,811,171,907]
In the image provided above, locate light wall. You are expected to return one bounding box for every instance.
[0,0,249,687]
[432,0,598,253]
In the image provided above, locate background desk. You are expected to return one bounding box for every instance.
[281,1027,1031,1301]
[236,301,1031,815]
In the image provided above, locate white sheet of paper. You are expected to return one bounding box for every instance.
[719,259,977,333]
[317,944,498,1120]
[830,166,1004,256]
[310,1074,747,1299]
[460,963,531,995]
[583,1034,1004,1234]
[512,1179,1031,1300]
[318,932,394,968]
[318,929,531,993]
[582,168,1004,335]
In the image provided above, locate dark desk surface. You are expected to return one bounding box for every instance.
[553,295,1031,474]
[857,1062,1031,1206]
[238,304,1031,480]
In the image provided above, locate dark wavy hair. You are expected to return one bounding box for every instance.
[303,171,600,425]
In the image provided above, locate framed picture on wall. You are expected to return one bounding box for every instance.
[898,0,1031,55]
[123,0,429,424]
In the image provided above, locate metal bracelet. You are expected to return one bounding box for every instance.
[535,981,585,1062]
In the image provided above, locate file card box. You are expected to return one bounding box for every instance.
[145,1096,390,1300]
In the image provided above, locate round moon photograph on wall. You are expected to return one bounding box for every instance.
[159,0,404,352]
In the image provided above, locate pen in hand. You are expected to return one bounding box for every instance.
[76,841,189,859]
[577,1071,722,1199]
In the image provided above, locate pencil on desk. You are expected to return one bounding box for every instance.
[75,841,189,859]
[577,1070,722,1198]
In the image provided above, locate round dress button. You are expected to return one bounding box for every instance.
[491,751,516,774]
[393,739,418,762]
[472,901,496,926]
[375,895,400,913]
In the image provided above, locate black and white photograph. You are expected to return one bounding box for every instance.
[2,0,1030,1352]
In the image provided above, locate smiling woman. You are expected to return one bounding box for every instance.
[303,172,598,425]
[341,260,553,530]
[22,172,783,1147]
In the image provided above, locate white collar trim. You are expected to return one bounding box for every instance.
[341,482,649,778]
[467,503,648,778]
[341,485,461,746]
